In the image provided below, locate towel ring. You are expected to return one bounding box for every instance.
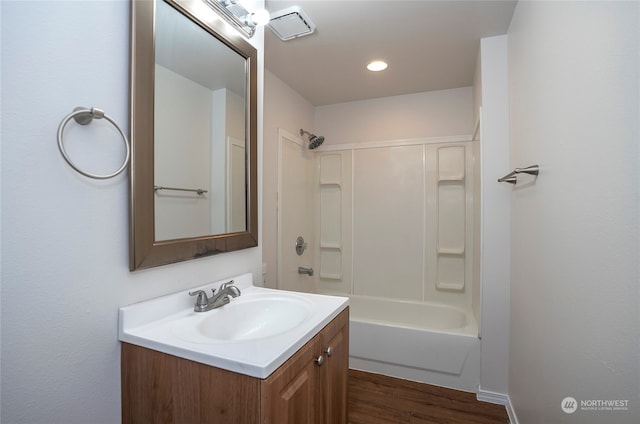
[57,107,130,180]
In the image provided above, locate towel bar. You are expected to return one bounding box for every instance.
[498,165,539,184]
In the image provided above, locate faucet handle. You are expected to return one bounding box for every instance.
[220,280,241,297]
[189,289,209,308]
[220,279,235,290]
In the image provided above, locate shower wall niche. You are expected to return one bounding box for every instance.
[436,145,467,291]
[318,154,347,281]
[315,139,475,309]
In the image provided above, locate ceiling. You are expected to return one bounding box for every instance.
[264,0,517,106]
[156,0,246,95]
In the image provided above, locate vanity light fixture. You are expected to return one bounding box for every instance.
[248,8,271,26]
[203,0,270,38]
[367,60,388,72]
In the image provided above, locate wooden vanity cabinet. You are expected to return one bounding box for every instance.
[121,307,349,424]
[318,307,349,424]
[261,307,349,424]
[260,332,321,423]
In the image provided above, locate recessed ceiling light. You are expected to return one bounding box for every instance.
[367,60,388,72]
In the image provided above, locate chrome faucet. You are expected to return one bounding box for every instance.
[189,280,241,312]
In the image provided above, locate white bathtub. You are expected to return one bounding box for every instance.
[346,295,480,392]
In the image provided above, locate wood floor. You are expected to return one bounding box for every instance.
[348,370,509,424]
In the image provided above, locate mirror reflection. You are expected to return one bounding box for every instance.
[154,0,247,241]
[129,0,258,271]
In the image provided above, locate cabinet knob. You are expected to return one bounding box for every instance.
[324,346,333,357]
[315,355,324,366]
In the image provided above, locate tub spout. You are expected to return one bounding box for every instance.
[298,266,314,276]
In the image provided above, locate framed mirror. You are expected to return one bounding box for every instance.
[130,0,258,271]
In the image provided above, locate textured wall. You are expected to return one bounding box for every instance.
[1,2,263,422]
[477,35,511,397]
[508,1,639,423]
[262,70,315,288]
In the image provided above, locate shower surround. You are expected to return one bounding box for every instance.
[281,136,480,391]
[313,139,475,309]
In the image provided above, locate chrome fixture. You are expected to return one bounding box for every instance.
[154,185,208,195]
[57,106,130,180]
[298,266,314,276]
[202,0,270,38]
[189,280,241,312]
[268,6,316,41]
[295,236,307,256]
[300,129,325,149]
[498,174,518,184]
[498,164,539,184]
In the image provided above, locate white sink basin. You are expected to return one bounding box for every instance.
[118,273,348,378]
[171,294,313,343]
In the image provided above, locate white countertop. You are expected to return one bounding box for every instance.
[118,273,348,379]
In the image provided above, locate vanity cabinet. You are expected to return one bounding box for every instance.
[319,307,349,423]
[121,307,348,424]
[261,306,349,424]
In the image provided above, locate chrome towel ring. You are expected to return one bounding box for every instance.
[57,107,130,179]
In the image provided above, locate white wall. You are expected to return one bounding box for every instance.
[211,88,228,233]
[476,35,511,400]
[155,65,212,239]
[210,88,246,234]
[508,2,639,423]
[471,46,482,330]
[315,87,473,145]
[0,2,264,423]
[262,70,315,288]
[222,90,247,233]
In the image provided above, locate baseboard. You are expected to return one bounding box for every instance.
[476,388,519,424]
[477,388,507,404]
[504,396,519,424]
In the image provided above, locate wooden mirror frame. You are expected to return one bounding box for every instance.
[129,0,258,271]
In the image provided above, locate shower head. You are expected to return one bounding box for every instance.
[300,129,325,149]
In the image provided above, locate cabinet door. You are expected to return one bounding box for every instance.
[261,335,322,424]
[319,308,349,424]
